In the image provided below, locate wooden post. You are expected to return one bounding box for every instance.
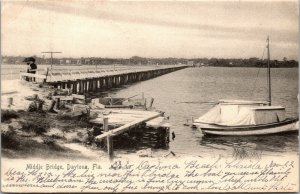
[73,81,77,94]
[71,81,74,94]
[124,75,127,84]
[109,77,112,88]
[33,94,38,100]
[87,80,90,92]
[44,67,49,83]
[103,117,113,160]
[128,74,131,83]
[61,82,65,89]
[48,100,56,112]
[67,81,71,91]
[78,80,81,94]
[121,75,124,84]
[37,100,44,111]
[80,80,84,94]
[111,76,116,88]
[93,79,97,91]
[150,98,154,108]
[82,80,85,93]
[105,78,109,89]
[99,78,103,89]
[110,77,113,88]
[57,81,61,89]
[56,98,60,109]
[8,97,13,109]
[116,76,119,86]
[95,79,98,90]
[84,80,87,93]
[89,79,93,91]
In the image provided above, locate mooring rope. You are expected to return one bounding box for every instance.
[175,101,218,105]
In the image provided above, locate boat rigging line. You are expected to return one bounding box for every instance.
[250,38,267,97]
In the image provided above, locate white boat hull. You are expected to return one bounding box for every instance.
[194,119,299,136]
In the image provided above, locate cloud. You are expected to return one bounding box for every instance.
[12,0,297,44]
[2,0,298,59]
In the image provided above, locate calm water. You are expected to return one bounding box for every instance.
[110,67,299,158]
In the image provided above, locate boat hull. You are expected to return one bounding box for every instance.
[194,119,299,136]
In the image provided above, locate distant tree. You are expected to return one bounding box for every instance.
[283,57,287,62]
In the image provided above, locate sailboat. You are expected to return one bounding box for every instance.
[193,37,299,136]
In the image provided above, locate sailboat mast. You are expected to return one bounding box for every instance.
[267,36,271,106]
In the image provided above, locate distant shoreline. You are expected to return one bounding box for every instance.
[1,63,298,68]
[2,56,298,68]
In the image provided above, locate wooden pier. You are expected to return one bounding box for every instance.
[21,65,187,94]
[90,109,170,159]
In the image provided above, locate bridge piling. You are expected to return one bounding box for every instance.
[46,65,187,94]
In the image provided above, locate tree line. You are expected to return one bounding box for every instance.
[2,55,298,68]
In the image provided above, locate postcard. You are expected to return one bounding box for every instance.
[1,0,299,192]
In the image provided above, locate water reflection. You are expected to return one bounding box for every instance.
[107,128,170,151]
[200,132,298,153]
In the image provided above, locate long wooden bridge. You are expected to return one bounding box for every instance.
[21,65,187,94]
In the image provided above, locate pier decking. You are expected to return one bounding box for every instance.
[92,109,165,140]
[20,65,187,94]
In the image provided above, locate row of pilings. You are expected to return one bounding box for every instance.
[48,66,187,94]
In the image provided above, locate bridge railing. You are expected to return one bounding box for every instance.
[16,64,187,82]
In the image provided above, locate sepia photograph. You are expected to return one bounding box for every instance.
[1,0,299,192]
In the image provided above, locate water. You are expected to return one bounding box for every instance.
[110,67,298,158]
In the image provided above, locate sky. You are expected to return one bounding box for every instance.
[1,0,299,60]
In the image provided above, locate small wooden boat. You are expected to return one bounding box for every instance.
[193,100,298,136]
[193,37,299,136]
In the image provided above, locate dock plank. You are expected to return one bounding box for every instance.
[94,111,163,141]
[90,109,160,125]
[146,117,166,128]
[52,96,74,101]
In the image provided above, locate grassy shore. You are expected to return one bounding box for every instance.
[1,80,106,159]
